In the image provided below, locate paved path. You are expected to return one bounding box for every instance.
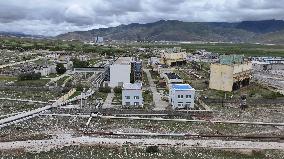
[0,136,283,152]
[102,93,115,109]
[46,74,69,86]
[0,97,48,104]
[144,69,167,110]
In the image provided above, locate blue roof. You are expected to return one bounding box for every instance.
[171,84,193,90]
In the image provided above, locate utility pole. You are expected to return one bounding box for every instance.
[80,92,83,109]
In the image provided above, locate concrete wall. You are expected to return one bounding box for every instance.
[160,52,187,66]
[57,88,76,103]
[232,62,252,75]
[209,63,252,92]
[110,64,131,87]
[122,89,143,106]
[169,89,195,109]
[209,64,234,92]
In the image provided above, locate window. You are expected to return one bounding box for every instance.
[125,96,130,99]
[178,95,183,98]
[125,102,130,106]
[134,96,139,99]
[185,102,191,108]
[134,102,139,106]
[186,95,192,98]
[178,102,183,107]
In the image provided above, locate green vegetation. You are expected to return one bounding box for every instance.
[88,58,99,66]
[72,58,90,68]
[13,79,49,87]
[0,76,17,81]
[142,71,149,86]
[143,90,154,110]
[132,43,284,57]
[146,146,159,153]
[17,72,41,81]
[56,63,66,74]
[0,37,126,55]
[92,91,108,102]
[181,43,284,57]
[99,86,111,93]
[57,76,69,86]
[1,144,283,159]
[113,92,122,105]
[68,90,82,99]
[201,83,284,100]
[113,86,122,94]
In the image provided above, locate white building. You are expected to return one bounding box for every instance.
[77,55,91,61]
[34,65,57,76]
[110,57,132,87]
[169,84,195,109]
[162,72,183,86]
[122,83,143,107]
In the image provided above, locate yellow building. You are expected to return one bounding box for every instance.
[160,52,187,66]
[209,62,252,92]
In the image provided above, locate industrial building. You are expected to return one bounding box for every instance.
[122,83,143,107]
[160,47,187,67]
[169,84,195,109]
[110,57,132,87]
[109,57,142,87]
[161,72,183,87]
[251,57,284,64]
[131,58,143,83]
[209,55,252,92]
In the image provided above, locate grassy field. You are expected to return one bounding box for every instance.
[13,79,50,87]
[143,90,154,110]
[56,76,69,86]
[0,76,17,81]
[130,43,284,57]
[202,83,284,100]
[181,43,284,57]
[1,144,283,159]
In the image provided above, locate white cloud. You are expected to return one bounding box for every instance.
[0,0,283,36]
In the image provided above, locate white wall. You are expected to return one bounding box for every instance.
[110,64,131,87]
[122,89,143,106]
[170,89,195,109]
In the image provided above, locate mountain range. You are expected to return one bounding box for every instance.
[0,31,46,39]
[57,20,284,44]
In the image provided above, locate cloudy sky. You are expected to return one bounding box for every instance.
[0,0,283,36]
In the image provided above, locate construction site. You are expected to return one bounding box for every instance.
[0,48,283,158]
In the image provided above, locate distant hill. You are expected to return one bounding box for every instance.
[254,30,284,44]
[57,20,284,44]
[236,20,284,33]
[0,31,45,39]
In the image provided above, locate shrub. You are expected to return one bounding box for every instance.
[72,58,90,68]
[113,86,122,94]
[18,72,41,81]
[146,146,159,153]
[76,84,84,92]
[99,86,111,93]
[56,63,67,74]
